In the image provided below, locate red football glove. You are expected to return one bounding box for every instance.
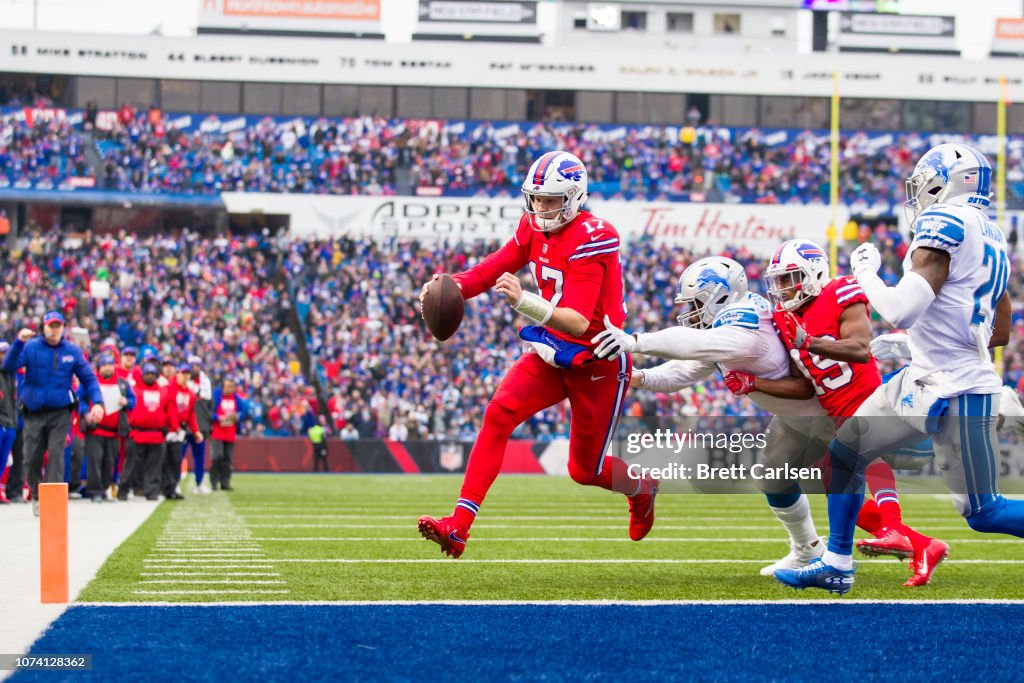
[775,308,812,351]
[724,371,757,396]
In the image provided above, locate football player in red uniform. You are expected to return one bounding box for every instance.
[417,150,657,558]
[728,239,946,588]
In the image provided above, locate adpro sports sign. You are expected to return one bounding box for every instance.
[221,193,843,255]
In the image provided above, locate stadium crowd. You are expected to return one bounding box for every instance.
[3,102,1024,207]
[0,224,1021,443]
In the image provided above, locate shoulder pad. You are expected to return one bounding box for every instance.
[912,208,966,254]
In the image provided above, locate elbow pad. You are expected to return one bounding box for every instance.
[857,270,936,329]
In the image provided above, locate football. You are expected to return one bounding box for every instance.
[422,274,464,341]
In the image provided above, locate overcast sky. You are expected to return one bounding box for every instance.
[0,0,1020,58]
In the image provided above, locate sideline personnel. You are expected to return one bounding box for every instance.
[3,311,102,516]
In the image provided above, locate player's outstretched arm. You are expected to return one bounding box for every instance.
[495,272,589,337]
[592,317,760,365]
[850,242,942,328]
[632,360,716,392]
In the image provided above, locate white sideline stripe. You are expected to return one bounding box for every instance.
[139,572,281,577]
[151,549,264,553]
[139,580,287,585]
[76,599,1024,607]
[142,564,276,570]
[130,590,292,595]
[266,558,1024,565]
[247,536,1021,544]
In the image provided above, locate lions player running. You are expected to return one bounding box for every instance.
[777,143,1024,595]
[417,151,657,559]
[737,239,945,588]
[594,257,854,577]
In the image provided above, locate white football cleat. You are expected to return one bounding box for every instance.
[759,538,825,577]
[196,483,212,495]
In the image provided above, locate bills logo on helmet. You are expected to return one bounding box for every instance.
[557,159,585,182]
[795,243,826,261]
[695,268,730,291]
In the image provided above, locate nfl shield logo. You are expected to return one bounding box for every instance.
[542,244,548,253]
[439,443,464,472]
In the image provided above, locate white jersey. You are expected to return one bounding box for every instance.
[904,203,1010,397]
[639,293,825,418]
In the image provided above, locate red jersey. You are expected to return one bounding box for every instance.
[129,382,181,445]
[773,276,881,419]
[168,381,200,435]
[451,210,625,345]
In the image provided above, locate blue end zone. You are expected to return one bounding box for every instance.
[12,604,1024,682]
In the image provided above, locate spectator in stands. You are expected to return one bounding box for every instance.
[3,312,103,516]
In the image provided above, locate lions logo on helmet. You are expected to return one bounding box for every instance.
[674,257,748,329]
[905,143,992,223]
[522,151,589,232]
[765,239,830,311]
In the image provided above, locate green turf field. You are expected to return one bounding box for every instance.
[78,474,1024,603]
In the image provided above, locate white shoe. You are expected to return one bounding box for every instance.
[759,538,825,577]
[32,500,39,517]
[174,483,182,496]
[196,483,212,495]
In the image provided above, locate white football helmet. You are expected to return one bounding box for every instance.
[521,150,589,232]
[765,240,830,311]
[905,142,993,223]
[674,257,749,329]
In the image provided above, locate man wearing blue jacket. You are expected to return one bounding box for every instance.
[4,311,103,516]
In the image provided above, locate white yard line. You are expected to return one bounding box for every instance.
[130,590,291,595]
[138,580,287,585]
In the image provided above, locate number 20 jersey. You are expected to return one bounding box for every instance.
[904,203,1010,397]
[774,277,881,419]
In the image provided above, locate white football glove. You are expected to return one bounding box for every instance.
[850,242,882,279]
[590,315,637,359]
[870,332,911,362]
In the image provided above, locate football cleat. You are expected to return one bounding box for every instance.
[904,539,950,587]
[417,515,469,559]
[628,484,658,541]
[759,538,825,577]
[855,526,914,560]
[774,558,856,595]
